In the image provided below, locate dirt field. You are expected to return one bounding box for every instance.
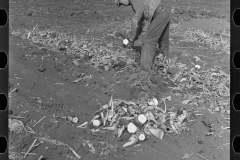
[9,0,230,160]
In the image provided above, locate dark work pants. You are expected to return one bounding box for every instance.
[141,8,170,71]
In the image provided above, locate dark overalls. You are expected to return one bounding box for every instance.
[129,0,171,71]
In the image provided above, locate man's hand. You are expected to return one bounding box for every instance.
[129,35,143,46]
[125,38,134,48]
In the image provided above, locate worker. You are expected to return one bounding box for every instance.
[115,0,171,72]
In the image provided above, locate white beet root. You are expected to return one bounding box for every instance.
[92,119,101,127]
[138,114,147,124]
[127,122,138,133]
[72,117,79,123]
[137,132,146,141]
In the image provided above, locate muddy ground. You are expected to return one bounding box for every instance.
[9,0,230,160]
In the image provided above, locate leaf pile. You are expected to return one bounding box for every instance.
[11,25,134,71]
[79,97,191,147]
[181,27,230,54]
[163,60,230,114]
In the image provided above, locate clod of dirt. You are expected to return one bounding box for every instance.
[54,63,64,72]
[198,140,204,144]
[202,115,216,127]
[26,11,33,16]
[59,47,67,51]
[112,61,127,71]
[38,64,47,72]
[167,67,179,75]
[174,8,184,14]
[20,54,28,60]
[73,143,82,151]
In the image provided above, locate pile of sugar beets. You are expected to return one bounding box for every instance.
[78,97,189,147]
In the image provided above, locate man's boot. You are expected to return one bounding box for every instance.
[140,42,156,72]
[158,42,169,59]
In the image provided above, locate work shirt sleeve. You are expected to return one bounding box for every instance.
[129,0,144,41]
